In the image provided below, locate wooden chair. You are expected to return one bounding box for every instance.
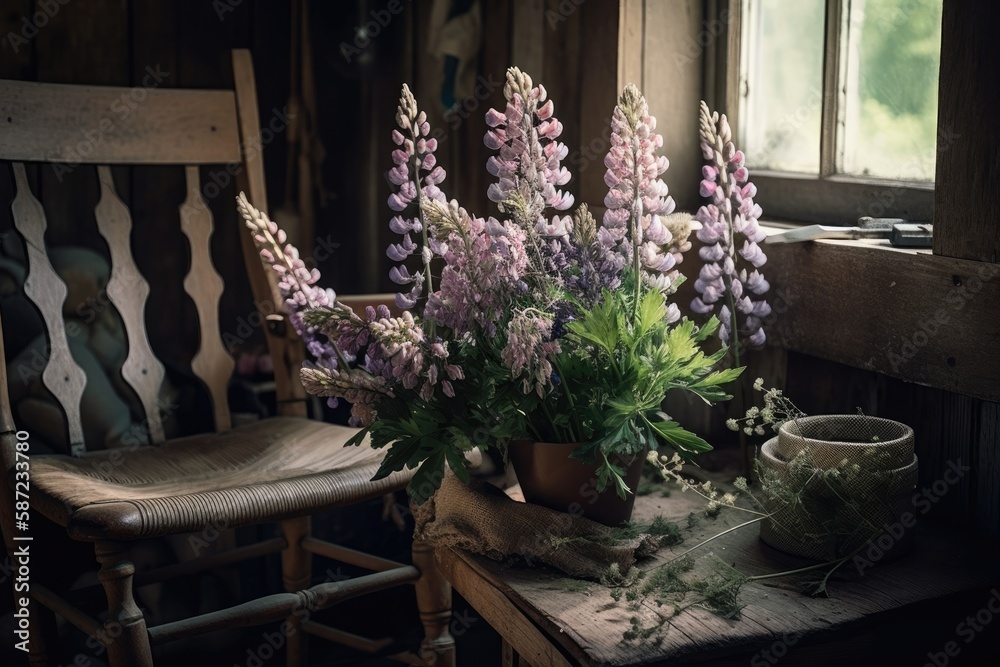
[0,50,454,667]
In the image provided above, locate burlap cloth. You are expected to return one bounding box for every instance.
[413,472,665,579]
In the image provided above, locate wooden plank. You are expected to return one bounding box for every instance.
[753,173,934,225]
[819,0,844,177]
[94,165,166,443]
[937,392,975,521]
[723,0,742,123]
[642,0,703,211]
[10,163,87,455]
[0,0,35,80]
[435,549,578,667]
[179,166,234,432]
[764,236,1000,402]
[618,0,644,90]
[976,401,1000,537]
[0,81,241,165]
[442,486,1000,666]
[511,0,545,78]
[543,0,582,205]
[933,0,1000,262]
[474,0,511,219]
[577,0,621,206]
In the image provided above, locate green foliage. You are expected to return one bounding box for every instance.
[553,285,742,495]
[609,552,749,641]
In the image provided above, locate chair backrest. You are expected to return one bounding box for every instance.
[0,50,306,457]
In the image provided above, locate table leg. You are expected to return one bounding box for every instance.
[502,638,533,667]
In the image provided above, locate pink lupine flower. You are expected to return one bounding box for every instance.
[691,101,769,349]
[421,198,529,339]
[601,84,685,306]
[483,67,574,275]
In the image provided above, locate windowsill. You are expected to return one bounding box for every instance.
[760,220,934,255]
[756,222,999,403]
[752,173,935,225]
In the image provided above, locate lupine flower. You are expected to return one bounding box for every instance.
[568,203,623,297]
[502,308,561,397]
[300,365,391,426]
[602,84,683,315]
[387,84,447,311]
[422,197,529,338]
[483,67,574,278]
[237,193,340,374]
[691,101,770,347]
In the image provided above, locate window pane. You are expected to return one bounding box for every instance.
[740,0,826,173]
[841,0,943,180]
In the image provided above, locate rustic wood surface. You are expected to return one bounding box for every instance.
[179,165,235,432]
[640,0,704,213]
[0,80,240,165]
[764,235,1000,403]
[94,165,167,443]
[934,0,1000,262]
[10,162,88,455]
[439,485,1000,666]
[511,0,544,86]
[819,0,844,178]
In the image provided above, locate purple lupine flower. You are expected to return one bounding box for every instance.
[602,84,683,313]
[568,203,623,298]
[691,101,770,347]
[387,84,447,312]
[237,193,340,374]
[421,197,529,339]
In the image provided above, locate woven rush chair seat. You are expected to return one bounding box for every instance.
[25,417,412,541]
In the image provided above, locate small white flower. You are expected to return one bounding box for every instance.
[754,425,765,436]
[753,377,765,391]
[725,418,739,431]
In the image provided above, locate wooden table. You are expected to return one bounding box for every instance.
[434,489,1000,666]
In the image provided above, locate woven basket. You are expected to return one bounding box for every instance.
[757,415,918,561]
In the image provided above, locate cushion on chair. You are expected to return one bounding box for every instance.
[25,417,412,541]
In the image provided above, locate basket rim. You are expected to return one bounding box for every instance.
[778,414,914,446]
[760,436,918,477]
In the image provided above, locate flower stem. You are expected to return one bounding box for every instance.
[667,516,765,563]
[747,551,855,582]
[411,145,434,299]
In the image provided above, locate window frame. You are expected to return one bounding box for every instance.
[722,0,937,225]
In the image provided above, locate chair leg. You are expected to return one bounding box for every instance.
[281,516,311,667]
[94,541,153,667]
[413,539,455,667]
[24,597,58,667]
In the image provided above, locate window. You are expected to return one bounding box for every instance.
[731,0,943,223]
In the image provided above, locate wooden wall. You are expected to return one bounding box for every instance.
[0,0,295,367]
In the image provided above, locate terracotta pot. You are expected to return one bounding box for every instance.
[507,440,645,527]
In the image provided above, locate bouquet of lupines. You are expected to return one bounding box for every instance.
[238,70,744,503]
